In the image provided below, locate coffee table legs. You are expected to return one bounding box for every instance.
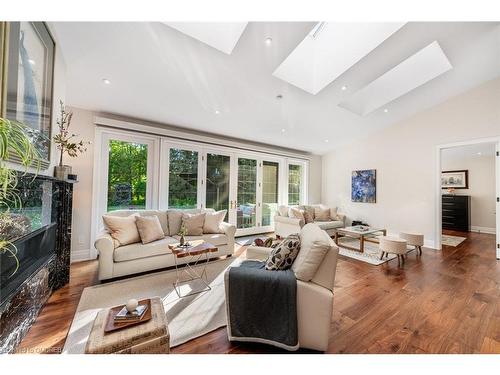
[173,253,212,298]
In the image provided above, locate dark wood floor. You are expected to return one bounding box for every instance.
[17,230,499,354]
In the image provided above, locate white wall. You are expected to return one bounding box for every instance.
[442,147,496,233]
[67,108,322,261]
[322,78,500,248]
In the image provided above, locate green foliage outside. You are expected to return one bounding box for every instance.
[168,149,198,208]
[107,140,147,211]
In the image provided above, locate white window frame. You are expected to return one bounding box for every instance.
[285,158,308,206]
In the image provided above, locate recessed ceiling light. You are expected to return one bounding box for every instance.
[214,110,220,115]
[281,128,286,133]
[383,108,389,113]
[325,139,329,143]
[276,94,283,100]
[102,78,111,85]
[341,85,347,91]
[477,152,482,155]
[265,37,273,46]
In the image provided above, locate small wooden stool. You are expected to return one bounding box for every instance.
[399,232,424,256]
[379,236,407,265]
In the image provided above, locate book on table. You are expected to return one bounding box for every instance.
[114,304,148,321]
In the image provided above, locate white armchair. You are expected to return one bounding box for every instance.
[240,227,339,351]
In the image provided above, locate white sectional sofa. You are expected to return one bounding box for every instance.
[274,204,346,238]
[94,208,236,281]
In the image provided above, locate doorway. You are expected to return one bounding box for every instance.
[436,138,499,259]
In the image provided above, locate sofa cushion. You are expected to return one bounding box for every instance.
[315,220,344,230]
[203,210,227,234]
[314,207,331,221]
[277,205,289,217]
[103,210,169,235]
[265,233,301,270]
[172,233,229,247]
[289,207,305,221]
[113,237,178,262]
[302,206,316,223]
[135,215,165,244]
[167,210,184,236]
[292,223,331,281]
[102,213,141,246]
[329,207,341,221]
[182,213,206,235]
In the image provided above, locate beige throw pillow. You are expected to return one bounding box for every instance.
[203,210,227,234]
[302,206,315,223]
[291,223,331,281]
[102,213,141,246]
[330,207,340,221]
[167,210,184,236]
[135,215,165,244]
[289,207,305,222]
[314,207,331,221]
[181,213,206,236]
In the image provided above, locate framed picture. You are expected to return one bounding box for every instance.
[2,22,55,167]
[441,170,469,189]
[352,169,376,203]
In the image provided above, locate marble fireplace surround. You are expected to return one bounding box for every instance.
[0,174,74,353]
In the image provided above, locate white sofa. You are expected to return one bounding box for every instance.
[232,225,340,351]
[94,208,236,281]
[274,204,346,238]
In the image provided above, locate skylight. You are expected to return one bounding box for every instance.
[163,22,248,54]
[339,41,453,116]
[272,22,406,95]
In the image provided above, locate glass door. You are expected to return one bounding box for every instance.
[235,157,259,234]
[261,160,280,231]
[205,152,232,221]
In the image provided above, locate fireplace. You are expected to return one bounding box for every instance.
[0,173,74,353]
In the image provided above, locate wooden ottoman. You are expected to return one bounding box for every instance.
[85,297,170,354]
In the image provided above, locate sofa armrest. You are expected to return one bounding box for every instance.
[220,222,236,254]
[336,213,346,226]
[245,245,272,261]
[94,231,115,281]
[274,215,304,227]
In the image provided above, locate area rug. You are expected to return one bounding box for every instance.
[63,256,242,353]
[441,234,467,247]
[337,237,414,265]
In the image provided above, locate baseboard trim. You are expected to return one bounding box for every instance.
[71,249,92,263]
[471,226,496,235]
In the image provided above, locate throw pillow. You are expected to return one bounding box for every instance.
[291,223,332,281]
[102,213,141,246]
[277,205,289,217]
[203,210,227,234]
[330,207,341,221]
[167,210,184,236]
[265,233,301,270]
[314,207,331,221]
[302,205,315,223]
[289,207,305,222]
[181,213,206,236]
[135,215,165,244]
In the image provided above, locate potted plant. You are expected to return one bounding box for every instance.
[179,224,188,247]
[53,101,90,180]
[0,117,41,276]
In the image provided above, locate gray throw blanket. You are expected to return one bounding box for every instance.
[225,260,298,351]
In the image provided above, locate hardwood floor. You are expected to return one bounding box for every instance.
[17,231,499,354]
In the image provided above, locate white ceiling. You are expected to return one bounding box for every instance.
[51,22,500,154]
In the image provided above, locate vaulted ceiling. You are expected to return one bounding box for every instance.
[51,22,500,154]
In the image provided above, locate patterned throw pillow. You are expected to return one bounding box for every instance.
[302,206,315,224]
[265,234,301,270]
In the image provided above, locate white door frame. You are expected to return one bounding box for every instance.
[90,127,160,258]
[435,136,500,258]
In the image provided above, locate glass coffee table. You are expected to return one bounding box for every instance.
[168,240,218,298]
[334,226,387,253]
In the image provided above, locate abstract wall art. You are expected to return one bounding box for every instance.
[352,169,376,203]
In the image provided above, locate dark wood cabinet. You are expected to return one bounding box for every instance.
[442,194,471,232]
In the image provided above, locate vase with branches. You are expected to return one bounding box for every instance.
[53,101,90,179]
[0,117,41,276]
